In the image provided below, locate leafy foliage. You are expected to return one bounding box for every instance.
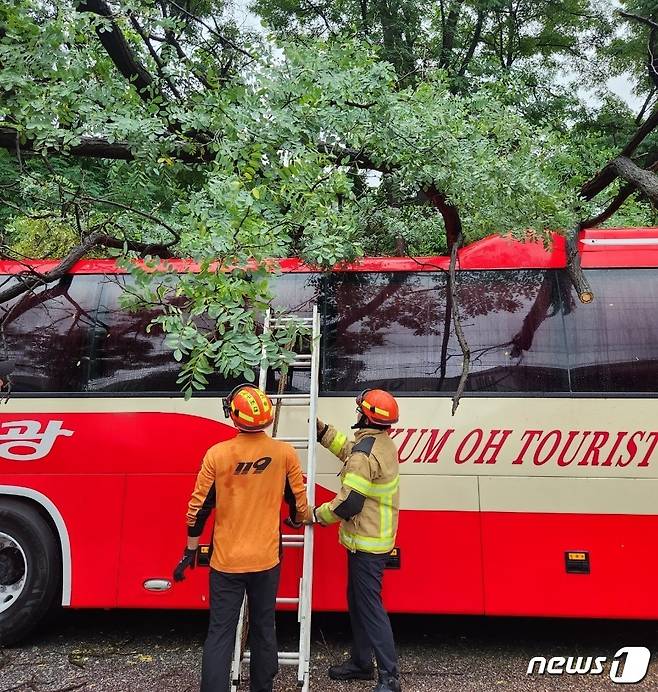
[0,0,656,395]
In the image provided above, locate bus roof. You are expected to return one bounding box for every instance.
[2,227,658,274]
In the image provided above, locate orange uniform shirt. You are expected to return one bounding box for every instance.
[186,431,309,573]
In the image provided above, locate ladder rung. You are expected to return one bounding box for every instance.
[272,316,313,322]
[271,399,311,407]
[276,437,309,449]
[242,651,300,664]
[269,393,311,400]
[276,597,300,605]
[282,534,304,541]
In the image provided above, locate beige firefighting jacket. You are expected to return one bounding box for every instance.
[315,422,399,554]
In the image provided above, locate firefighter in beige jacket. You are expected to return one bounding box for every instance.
[313,389,402,692]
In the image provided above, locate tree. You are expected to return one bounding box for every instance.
[0,1,656,401]
[252,0,613,87]
[579,9,658,229]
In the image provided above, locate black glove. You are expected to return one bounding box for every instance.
[173,548,197,582]
[284,516,303,529]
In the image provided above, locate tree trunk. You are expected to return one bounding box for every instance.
[565,228,593,304]
[580,106,658,200]
[612,156,658,204]
[0,127,211,163]
[77,0,157,102]
[426,186,462,249]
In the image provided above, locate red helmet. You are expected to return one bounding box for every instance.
[356,389,399,426]
[223,385,274,431]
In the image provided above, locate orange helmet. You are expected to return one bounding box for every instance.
[356,389,399,426]
[223,385,274,431]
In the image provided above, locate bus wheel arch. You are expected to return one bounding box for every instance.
[0,488,71,645]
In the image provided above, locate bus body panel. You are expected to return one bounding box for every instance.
[0,474,124,607]
[4,229,658,619]
[481,512,658,618]
[5,398,658,616]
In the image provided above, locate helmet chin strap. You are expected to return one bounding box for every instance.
[351,413,370,429]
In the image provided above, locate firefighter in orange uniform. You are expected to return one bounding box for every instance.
[312,389,401,692]
[173,384,310,692]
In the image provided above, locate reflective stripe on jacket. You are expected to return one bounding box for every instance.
[315,424,399,554]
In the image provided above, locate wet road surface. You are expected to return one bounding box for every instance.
[1,610,658,691]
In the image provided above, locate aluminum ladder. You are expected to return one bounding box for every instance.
[230,304,321,692]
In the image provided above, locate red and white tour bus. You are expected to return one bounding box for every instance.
[1,226,658,643]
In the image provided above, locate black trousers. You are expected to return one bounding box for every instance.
[201,564,280,692]
[347,550,399,677]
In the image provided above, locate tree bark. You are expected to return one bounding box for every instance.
[449,233,469,415]
[77,0,158,103]
[612,156,658,203]
[0,127,211,163]
[565,228,593,304]
[439,1,462,68]
[425,186,462,249]
[580,107,658,200]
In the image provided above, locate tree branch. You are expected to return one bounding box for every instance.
[449,233,469,415]
[457,9,484,78]
[0,127,212,163]
[580,106,658,200]
[78,195,180,244]
[636,87,657,125]
[0,226,175,306]
[579,184,635,229]
[619,11,658,32]
[621,10,658,90]
[425,185,462,249]
[612,156,658,203]
[163,29,215,90]
[128,11,183,100]
[166,1,257,62]
[565,228,593,304]
[581,10,658,201]
[0,230,107,304]
[77,0,159,103]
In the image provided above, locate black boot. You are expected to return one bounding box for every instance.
[373,671,401,692]
[328,659,375,681]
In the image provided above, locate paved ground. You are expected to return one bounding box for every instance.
[1,610,658,691]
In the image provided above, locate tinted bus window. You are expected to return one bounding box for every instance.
[88,276,242,393]
[321,272,449,392]
[321,270,569,394]
[563,268,658,392]
[0,275,99,392]
[268,273,322,393]
[459,270,569,393]
[271,273,320,313]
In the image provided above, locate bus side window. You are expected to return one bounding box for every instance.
[563,268,658,393]
[86,276,181,393]
[87,275,243,394]
[459,270,570,393]
[268,273,320,394]
[0,274,100,392]
[321,272,450,393]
